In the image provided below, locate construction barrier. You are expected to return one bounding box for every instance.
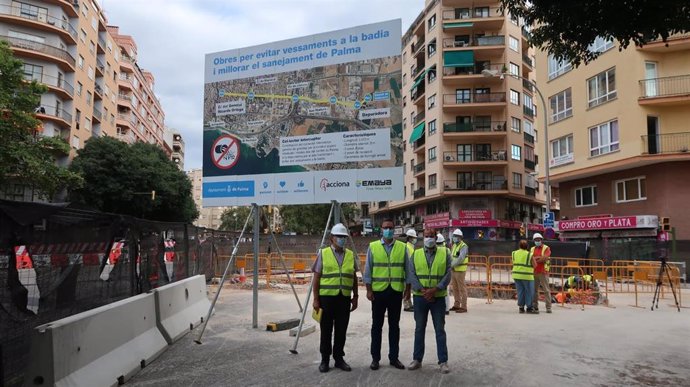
[154,275,211,345]
[24,293,167,387]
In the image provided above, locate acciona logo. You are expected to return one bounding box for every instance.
[320,178,350,191]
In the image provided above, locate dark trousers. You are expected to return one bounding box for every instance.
[413,295,448,364]
[319,294,351,361]
[370,286,403,362]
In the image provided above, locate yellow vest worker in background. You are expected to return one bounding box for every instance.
[512,239,538,314]
[403,229,418,312]
[363,219,410,371]
[449,229,469,313]
[312,223,359,373]
[407,228,451,374]
[530,233,552,313]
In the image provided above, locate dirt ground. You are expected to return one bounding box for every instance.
[127,283,690,387]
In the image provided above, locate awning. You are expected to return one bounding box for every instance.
[409,122,425,143]
[409,69,429,91]
[444,51,474,67]
[443,22,473,29]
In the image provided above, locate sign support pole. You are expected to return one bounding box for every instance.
[252,203,260,329]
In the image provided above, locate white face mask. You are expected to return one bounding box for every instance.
[424,237,436,248]
[452,237,460,243]
[535,241,542,247]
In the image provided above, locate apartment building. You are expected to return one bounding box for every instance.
[370,0,544,241]
[187,168,227,230]
[536,34,690,240]
[171,130,184,170]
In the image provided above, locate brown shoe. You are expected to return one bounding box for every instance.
[449,306,461,311]
[456,307,467,313]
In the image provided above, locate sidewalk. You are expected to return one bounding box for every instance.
[127,285,690,387]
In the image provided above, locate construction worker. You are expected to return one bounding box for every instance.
[531,233,552,313]
[408,228,451,374]
[403,229,418,312]
[364,219,410,371]
[312,223,359,373]
[449,229,469,313]
[436,233,451,315]
[512,239,538,314]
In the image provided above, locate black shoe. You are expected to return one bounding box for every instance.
[404,307,414,312]
[370,361,380,370]
[445,311,450,315]
[519,307,525,314]
[319,361,330,373]
[526,308,540,314]
[334,360,352,371]
[390,359,406,370]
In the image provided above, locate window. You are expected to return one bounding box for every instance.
[88,66,94,80]
[410,159,414,172]
[524,94,533,110]
[16,2,48,20]
[428,119,437,136]
[89,41,95,55]
[509,62,519,76]
[80,28,86,43]
[510,89,520,105]
[575,186,597,207]
[75,109,81,129]
[428,67,437,83]
[512,173,522,188]
[9,30,44,43]
[429,174,437,189]
[509,36,519,52]
[551,135,574,166]
[427,39,436,58]
[403,162,406,175]
[22,63,43,81]
[589,36,614,53]
[548,54,572,80]
[91,16,98,31]
[616,177,646,202]
[588,68,616,107]
[524,120,533,135]
[78,55,84,69]
[511,144,521,160]
[71,135,80,149]
[76,82,82,96]
[589,119,619,156]
[428,94,436,109]
[86,91,92,105]
[511,117,521,133]
[474,7,490,17]
[81,2,88,16]
[428,146,437,162]
[549,88,572,122]
[84,117,91,131]
[428,14,436,30]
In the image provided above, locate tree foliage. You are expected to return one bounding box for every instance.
[68,136,198,222]
[0,40,83,197]
[279,203,359,235]
[500,0,690,66]
[219,206,255,232]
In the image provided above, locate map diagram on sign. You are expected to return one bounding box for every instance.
[203,57,402,176]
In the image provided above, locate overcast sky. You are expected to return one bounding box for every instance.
[100,0,424,170]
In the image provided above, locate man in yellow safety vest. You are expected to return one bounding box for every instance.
[512,239,538,314]
[312,223,359,373]
[364,219,410,371]
[407,228,451,374]
[449,229,469,313]
[530,233,552,313]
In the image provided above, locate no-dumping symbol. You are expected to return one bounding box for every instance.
[211,134,240,170]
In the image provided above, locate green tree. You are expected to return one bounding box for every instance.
[0,40,82,197]
[500,0,690,66]
[69,136,198,222]
[219,206,254,232]
[279,203,359,235]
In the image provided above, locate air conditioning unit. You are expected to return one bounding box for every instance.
[495,124,503,131]
[445,154,455,162]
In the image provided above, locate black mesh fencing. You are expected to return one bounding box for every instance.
[0,199,231,387]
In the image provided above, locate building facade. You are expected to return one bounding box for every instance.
[536,34,690,240]
[0,0,167,201]
[187,168,227,230]
[370,0,545,241]
[171,131,184,170]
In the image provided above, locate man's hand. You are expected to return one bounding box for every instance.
[350,296,358,312]
[366,289,374,301]
[403,289,411,301]
[423,287,436,301]
[313,297,320,312]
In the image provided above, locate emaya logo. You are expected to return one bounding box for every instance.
[320,178,350,191]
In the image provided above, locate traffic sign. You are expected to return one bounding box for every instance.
[543,212,555,228]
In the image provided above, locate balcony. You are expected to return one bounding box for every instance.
[0,5,77,44]
[637,33,690,52]
[443,92,506,111]
[521,27,531,41]
[413,162,426,176]
[118,74,133,90]
[93,107,102,123]
[638,75,690,106]
[3,35,75,71]
[94,84,103,100]
[443,36,506,54]
[28,73,73,100]
[442,178,507,192]
[641,132,690,155]
[525,186,536,197]
[35,105,72,128]
[442,62,504,81]
[523,132,535,144]
[97,36,106,54]
[413,111,425,126]
[443,150,508,163]
[411,83,426,103]
[522,54,533,68]
[413,187,425,199]
[96,57,105,76]
[524,159,536,170]
[523,105,535,118]
[443,120,507,134]
[522,79,534,93]
[441,7,504,30]
[413,137,426,153]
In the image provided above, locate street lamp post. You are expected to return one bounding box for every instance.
[482,69,551,218]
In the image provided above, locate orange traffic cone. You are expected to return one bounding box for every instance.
[239,267,246,283]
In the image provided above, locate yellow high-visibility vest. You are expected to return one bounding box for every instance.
[319,247,355,296]
[412,248,447,297]
[451,241,469,272]
[369,240,406,292]
[512,249,534,281]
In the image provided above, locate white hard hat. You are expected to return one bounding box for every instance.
[452,229,463,237]
[533,233,544,240]
[331,223,349,236]
[436,233,445,243]
[406,229,418,238]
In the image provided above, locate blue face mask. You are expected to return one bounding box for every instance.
[452,237,460,244]
[335,237,347,247]
[535,241,543,247]
[382,228,394,239]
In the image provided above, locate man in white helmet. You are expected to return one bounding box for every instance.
[530,233,552,313]
[403,229,418,312]
[449,229,469,313]
[312,223,359,372]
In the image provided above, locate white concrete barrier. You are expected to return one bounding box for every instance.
[23,292,167,387]
[154,275,210,344]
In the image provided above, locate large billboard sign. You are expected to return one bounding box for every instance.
[202,20,403,206]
